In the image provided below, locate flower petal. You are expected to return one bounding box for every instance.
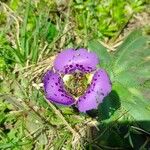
[54,48,99,74]
[43,70,75,105]
[77,69,112,112]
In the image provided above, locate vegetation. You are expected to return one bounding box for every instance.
[0,0,150,149]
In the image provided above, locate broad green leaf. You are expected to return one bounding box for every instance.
[113,29,150,75]
[98,90,121,121]
[134,60,150,78]
[114,71,142,88]
[91,30,150,133]
[112,29,150,94]
[88,40,112,67]
[142,79,150,89]
[115,29,142,55]
[115,83,150,129]
[99,82,150,131]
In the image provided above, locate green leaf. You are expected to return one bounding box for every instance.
[20,0,31,54]
[112,29,150,91]
[114,71,142,88]
[99,81,150,131]
[98,90,121,121]
[88,40,112,67]
[91,30,150,134]
[54,132,69,150]
[113,29,150,72]
[10,0,20,10]
[115,29,142,55]
[114,82,150,130]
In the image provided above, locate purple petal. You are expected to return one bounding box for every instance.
[43,70,75,105]
[77,69,112,112]
[54,48,99,74]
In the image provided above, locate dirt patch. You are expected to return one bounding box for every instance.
[123,12,150,36]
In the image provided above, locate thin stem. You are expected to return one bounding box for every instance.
[45,98,80,137]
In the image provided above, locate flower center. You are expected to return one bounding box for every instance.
[63,72,93,98]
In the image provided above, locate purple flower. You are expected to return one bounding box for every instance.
[43,48,112,112]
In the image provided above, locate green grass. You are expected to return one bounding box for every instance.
[0,0,150,149]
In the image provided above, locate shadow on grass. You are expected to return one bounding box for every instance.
[85,91,150,150]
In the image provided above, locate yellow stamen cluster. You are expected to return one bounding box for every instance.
[63,72,93,98]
